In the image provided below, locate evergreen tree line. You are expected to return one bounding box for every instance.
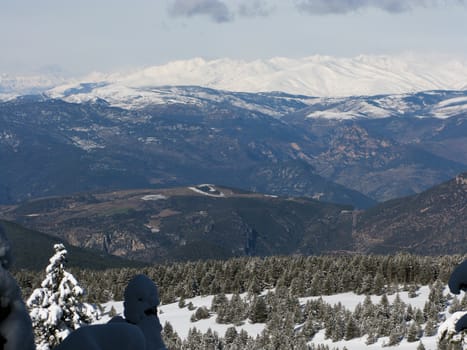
[13,253,465,304]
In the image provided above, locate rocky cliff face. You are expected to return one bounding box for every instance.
[285,111,467,201]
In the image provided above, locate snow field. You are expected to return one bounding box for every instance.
[98,286,466,350]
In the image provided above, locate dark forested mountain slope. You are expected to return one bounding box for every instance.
[0,186,354,262]
[285,109,467,201]
[353,172,467,255]
[1,172,467,262]
[0,219,143,270]
[0,94,374,208]
[2,89,467,208]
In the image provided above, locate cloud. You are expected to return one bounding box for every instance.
[168,0,467,22]
[168,0,234,23]
[294,0,467,15]
[238,0,276,17]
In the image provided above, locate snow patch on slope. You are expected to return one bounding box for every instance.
[304,90,467,120]
[98,286,449,350]
[433,96,467,118]
[189,185,225,197]
[70,137,105,151]
[141,194,167,201]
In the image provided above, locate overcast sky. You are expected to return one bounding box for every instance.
[1,0,467,76]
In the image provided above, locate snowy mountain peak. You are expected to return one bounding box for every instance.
[3,54,467,115]
[2,54,466,97]
[0,73,67,97]
[96,54,467,97]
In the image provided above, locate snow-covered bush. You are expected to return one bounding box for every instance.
[27,244,99,350]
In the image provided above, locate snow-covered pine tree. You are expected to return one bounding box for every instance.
[162,321,182,349]
[224,326,238,344]
[248,295,268,324]
[407,321,421,342]
[26,244,98,350]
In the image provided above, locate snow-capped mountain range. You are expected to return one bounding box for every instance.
[2,54,467,107]
[302,90,467,120]
[0,73,66,97]
[48,85,467,120]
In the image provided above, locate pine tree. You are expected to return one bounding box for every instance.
[211,293,228,313]
[424,318,437,337]
[375,293,391,337]
[162,321,182,349]
[201,328,221,349]
[372,272,386,295]
[178,296,186,308]
[229,293,247,325]
[27,244,98,350]
[184,327,203,349]
[414,308,425,325]
[365,329,378,345]
[359,274,373,295]
[344,316,360,340]
[249,295,268,323]
[224,326,238,344]
[387,328,402,346]
[407,321,420,342]
[108,305,117,318]
[406,304,414,322]
[237,329,250,348]
[291,334,309,350]
[408,284,418,298]
[247,274,262,295]
[191,306,210,322]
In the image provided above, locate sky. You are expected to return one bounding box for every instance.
[1,0,467,77]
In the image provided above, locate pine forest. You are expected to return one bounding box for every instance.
[14,253,467,349]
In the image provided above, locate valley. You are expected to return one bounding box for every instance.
[4,3,467,349]
[2,172,467,263]
[1,88,467,209]
[1,86,467,262]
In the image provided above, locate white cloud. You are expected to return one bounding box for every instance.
[168,0,234,22]
[238,0,276,17]
[294,0,467,15]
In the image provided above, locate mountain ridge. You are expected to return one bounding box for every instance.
[3,54,467,100]
[353,172,467,255]
[0,185,355,262]
[1,90,466,205]
[0,219,144,270]
[0,95,377,207]
[1,173,466,262]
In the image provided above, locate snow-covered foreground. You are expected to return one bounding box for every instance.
[97,286,465,350]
